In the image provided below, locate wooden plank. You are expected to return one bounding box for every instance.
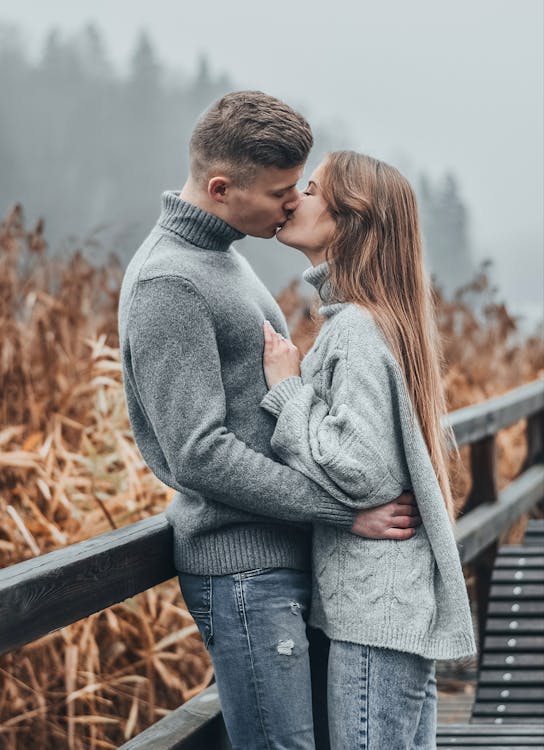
[474,716,544,724]
[118,685,230,750]
[488,601,544,616]
[438,743,544,748]
[436,724,544,736]
[478,670,544,685]
[484,636,544,651]
[0,513,176,655]
[496,546,544,556]
[482,653,544,668]
[494,557,544,569]
[445,379,544,446]
[485,618,544,634]
[473,703,544,716]
[455,465,544,564]
[489,583,544,599]
[477,686,544,701]
[492,569,544,582]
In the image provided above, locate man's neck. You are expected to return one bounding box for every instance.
[179,180,220,219]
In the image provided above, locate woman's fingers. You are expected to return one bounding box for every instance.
[263,321,278,353]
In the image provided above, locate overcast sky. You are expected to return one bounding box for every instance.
[1,0,543,325]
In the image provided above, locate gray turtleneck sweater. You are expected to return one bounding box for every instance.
[118,192,361,575]
[260,262,476,660]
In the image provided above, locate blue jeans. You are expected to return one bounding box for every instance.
[327,641,437,749]
[178,567,316,750]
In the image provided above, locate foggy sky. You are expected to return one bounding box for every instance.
[1,0,543,325]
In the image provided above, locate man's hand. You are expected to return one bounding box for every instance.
[351,492,421,540]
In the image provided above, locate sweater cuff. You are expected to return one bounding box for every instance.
[314,498,358,530]
[260,376,305,418]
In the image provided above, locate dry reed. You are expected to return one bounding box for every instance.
[1,205,543,747]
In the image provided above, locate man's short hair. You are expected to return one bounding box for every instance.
[189,91,313,187]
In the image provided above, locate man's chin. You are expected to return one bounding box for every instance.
[245,227,278,239]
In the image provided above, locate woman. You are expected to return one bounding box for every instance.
[260,151,476,749]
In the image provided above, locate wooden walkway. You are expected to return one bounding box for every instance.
[436,518,544,749]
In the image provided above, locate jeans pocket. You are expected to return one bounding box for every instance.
[178,573,214,649]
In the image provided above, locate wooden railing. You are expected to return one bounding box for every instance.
[1,378,543,749]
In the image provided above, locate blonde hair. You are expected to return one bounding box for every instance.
[320,151,456,521]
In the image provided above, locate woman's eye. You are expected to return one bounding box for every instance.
[303,191,312,196]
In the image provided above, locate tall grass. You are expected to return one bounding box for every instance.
[1,205,542,747]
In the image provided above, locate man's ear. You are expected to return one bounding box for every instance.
[208,176,231,204]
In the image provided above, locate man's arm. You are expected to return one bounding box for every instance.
[129,276,359,528]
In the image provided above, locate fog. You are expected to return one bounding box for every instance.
[1,0,542,328]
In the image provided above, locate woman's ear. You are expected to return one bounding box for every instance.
[208,176,231,204]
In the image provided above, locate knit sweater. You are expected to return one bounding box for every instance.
[260,262,476,660]
[118,193,360,576]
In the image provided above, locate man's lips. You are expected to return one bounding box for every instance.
[275,217,292,232]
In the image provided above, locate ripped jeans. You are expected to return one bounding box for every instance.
[178,567,315,750]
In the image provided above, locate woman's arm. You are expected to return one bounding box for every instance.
[260,324,405,509]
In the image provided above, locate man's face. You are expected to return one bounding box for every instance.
[224,165,304,238]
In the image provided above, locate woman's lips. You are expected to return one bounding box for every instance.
[276,216,293,233]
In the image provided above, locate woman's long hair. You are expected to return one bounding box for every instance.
[320,151,456,521]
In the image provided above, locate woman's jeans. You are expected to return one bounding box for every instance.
[178,567,316,750]
[328,641,437,750]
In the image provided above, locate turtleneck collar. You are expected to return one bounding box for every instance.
[158,191,245,252]
[302,261,347,318]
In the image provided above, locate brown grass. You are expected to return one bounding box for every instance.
[1,206,543,747]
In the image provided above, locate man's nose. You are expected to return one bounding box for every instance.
[284,192,301,212]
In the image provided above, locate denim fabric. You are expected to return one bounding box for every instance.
[327,641,437,749]
[178,567,316,750]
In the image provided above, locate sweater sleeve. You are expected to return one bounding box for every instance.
[260,346,405,509]
[128,276,356,528]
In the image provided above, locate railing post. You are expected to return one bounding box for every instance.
[463,435,499,658]
[523,408,544,471]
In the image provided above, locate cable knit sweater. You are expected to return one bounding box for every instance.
[260,262,476,660]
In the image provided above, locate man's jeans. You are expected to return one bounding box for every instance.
[327,641,437,749]
[178,567,316,750]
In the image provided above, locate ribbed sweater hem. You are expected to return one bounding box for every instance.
[310,614,477,660]
[170,523,311,576]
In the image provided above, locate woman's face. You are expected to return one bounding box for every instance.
[276,161,336,261]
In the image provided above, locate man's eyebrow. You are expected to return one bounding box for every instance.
[271,182,298,193]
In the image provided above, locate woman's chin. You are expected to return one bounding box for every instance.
[275,226,299,249]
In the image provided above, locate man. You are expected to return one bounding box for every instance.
[118,91,420,749]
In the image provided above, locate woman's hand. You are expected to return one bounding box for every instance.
[263,320,301,389]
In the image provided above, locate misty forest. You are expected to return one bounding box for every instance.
[0,23,474,296]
